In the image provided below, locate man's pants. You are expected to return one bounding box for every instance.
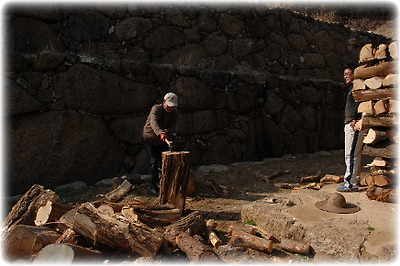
[343,123,366,187]
[142,137,168,189]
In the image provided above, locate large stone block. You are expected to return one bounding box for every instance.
[7,110,125,195]
[175,110,230,136]
[6,79,44,115]
[171,76,213,110]
[7,17,64,53]
[143,26,184,50]
[53,64,158,114]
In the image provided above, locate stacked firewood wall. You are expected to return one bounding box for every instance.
[353,42,397,202]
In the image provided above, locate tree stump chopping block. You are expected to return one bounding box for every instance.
[160,151,191,213]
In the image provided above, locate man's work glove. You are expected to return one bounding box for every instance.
[160,132,168,142]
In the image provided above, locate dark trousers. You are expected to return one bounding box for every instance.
[142,137,168,188]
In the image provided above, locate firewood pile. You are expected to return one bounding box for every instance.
[353,41,398,202]
[3,183,314,263]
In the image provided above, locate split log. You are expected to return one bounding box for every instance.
[121,207,138,221]
[255,170,291,183]
[4,184,58,235]
[363,141,396,158]
[292,182,321,191]
[164,226,219,262]
[33,243,102,263]
[389,41,398,59]
[368,157,391,167]
[363,128,388,145]
[55,228,79,245]
[4,225,60,260]
[364,76,384,90]
[230,228,274,253]
[371,167,396,176]
[206,219,222,250]
[160,151,191,213]
[133,205,181,227]
[352,87,396,102]
[375,43,389,60]
[274,183,301,189]
[386,128,399,143]
[354,61,396,80]
[320,174,343,184]
[365,174,393,187]
[358,100,375,115]
[366,186,396,203]
[97,204,115,216]
[389,99,398,113]
[301,170,323,183]
[382,73,397,87]
[279,238,311,255]
[353,79,366,91]
[104,179,132,202]
[72,202,163,257]
[359,43,375,63]
[374,99,390,115]
[245,224,279,242]
[167,211,206,236]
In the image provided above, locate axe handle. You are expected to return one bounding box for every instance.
[165,139,173,151]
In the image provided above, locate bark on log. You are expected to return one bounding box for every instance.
[55,228,80,245]
[33,243,102,263]
[104,179,133,202]
[160,151,191,213]
[279,238,311,255]
[352,87,396,102]
[363,141,397,158]
[164,226,219,262]
[71,202,163,257]
[363,128,388,145]
[167,211,206,236]
[4,225,60,260]
[133,205,181,227]
[359,114,397,128]
[230,228,274,253]
[4,185,59,236]
[354,61,396,80]
[374,99,390,115]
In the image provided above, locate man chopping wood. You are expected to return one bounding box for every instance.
[142,92,178,195]
[337,63,365,192]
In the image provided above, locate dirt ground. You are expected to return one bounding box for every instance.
[32,148,397,263]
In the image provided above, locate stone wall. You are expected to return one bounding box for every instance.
[5,4,390,195]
